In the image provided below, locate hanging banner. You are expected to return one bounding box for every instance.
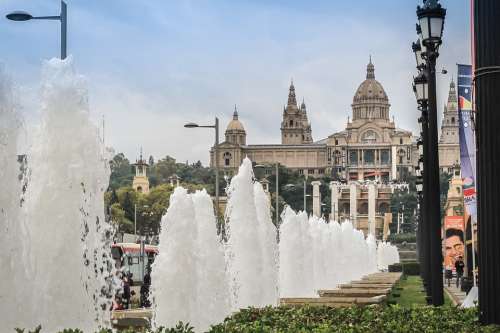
[443,216,465,269]
[457,64,477,226]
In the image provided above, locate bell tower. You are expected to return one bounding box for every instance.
[281,80,313,144]
[132,148,150,194]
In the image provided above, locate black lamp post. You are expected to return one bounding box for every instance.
[6,1,67,59]
[414,0,446,306]
[474,0,500,325]
[413,69,432,301]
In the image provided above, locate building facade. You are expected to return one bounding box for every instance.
[438,80,461,173]
[210,60,418,180]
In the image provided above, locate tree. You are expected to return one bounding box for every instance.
[109,153,133,190]
[110,203,133,233]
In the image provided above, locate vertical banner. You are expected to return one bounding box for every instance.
[443,216,465,269]
[457,64,477,225]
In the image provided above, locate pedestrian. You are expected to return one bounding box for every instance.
[455,256,465,288]
[140,271,151,308]
[445,263,453,287]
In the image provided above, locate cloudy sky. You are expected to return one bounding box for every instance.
[0,0,471,165]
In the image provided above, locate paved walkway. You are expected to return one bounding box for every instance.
[443,280,467,306]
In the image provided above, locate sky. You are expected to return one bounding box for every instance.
[0,0,471,165]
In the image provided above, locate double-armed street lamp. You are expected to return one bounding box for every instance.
[411,0,446,306]
[185,118,220,223]
[6,1,67,59]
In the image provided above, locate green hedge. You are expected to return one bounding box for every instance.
[387,233,417,244]
[389,261,420,275]
[210,305,498,333]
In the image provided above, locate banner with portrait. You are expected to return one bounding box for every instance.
[443,215,465,270]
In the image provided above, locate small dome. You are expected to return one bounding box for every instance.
[226,106,245,132]
[227,119,245,131]
[353,59,388,104]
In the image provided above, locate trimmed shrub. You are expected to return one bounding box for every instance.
[389,263,403,272]
[387,233,417,244]
[402,261,420,275]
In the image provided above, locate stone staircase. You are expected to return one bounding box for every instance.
[280,272,402,307]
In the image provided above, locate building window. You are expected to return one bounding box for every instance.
[290,120,293,127]
[349,151,358,166]
[223,152,232,167]
[400,138,403,145]
[299,169,304,175]
[451,117,455,124]
[335,139,338,145]
[364,150,375,165]
[319,169,324,174]
[381,150,390,164]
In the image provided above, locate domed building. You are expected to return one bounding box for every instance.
[211,59,417,181]
[328,59,417,182]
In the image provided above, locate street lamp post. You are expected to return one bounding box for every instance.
[6,1,67,59]
[474,0,500,324]
[413,0,446,306]
[255,163,280,226]
[185,118,220,223]
[134,204,149,238]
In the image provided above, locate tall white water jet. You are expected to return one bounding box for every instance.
[18,57,114,332]
[253,181,279,304]
[280,210,381,297]
[0,64,27,330]
[377,241,400,270]
[225,157,278,309]
[152,188,230,332]
[192,189,230,330]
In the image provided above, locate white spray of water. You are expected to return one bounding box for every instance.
[225,157,278,310]
[377,241,400,270]
[0,64,28,330]
[279,209,382,297]
[152,188,230,332]
[15,57,114,332]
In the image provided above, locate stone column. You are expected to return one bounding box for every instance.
[312,181,321,217]
[329,182,339,222]
[349,182,358,228]
[368,182,376,236]
[391,145,397,180]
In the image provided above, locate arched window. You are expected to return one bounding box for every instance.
[290,119,293,127]
[398,149,406,164]
[359,202,368,214]
[379,202,389,214]
[400,138,403,145]
[223,152,232,167]
[361,130,378,143]
[451,117,455,124]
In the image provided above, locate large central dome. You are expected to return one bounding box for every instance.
[352,59,390,121]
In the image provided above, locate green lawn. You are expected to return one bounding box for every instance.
[388,275,453,307]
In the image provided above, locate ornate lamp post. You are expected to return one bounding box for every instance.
[412,0,446,306]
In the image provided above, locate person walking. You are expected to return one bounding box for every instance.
[445,263,453,287]
[455,256,465,289]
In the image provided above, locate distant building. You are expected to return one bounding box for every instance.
[132,150,150,194]
[438,80,461,173]
[210,59,418,181]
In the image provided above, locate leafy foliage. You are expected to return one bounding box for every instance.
[209,305,499,333]
[387,232,417,244]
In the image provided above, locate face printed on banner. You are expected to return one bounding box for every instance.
[445,228,465,265]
